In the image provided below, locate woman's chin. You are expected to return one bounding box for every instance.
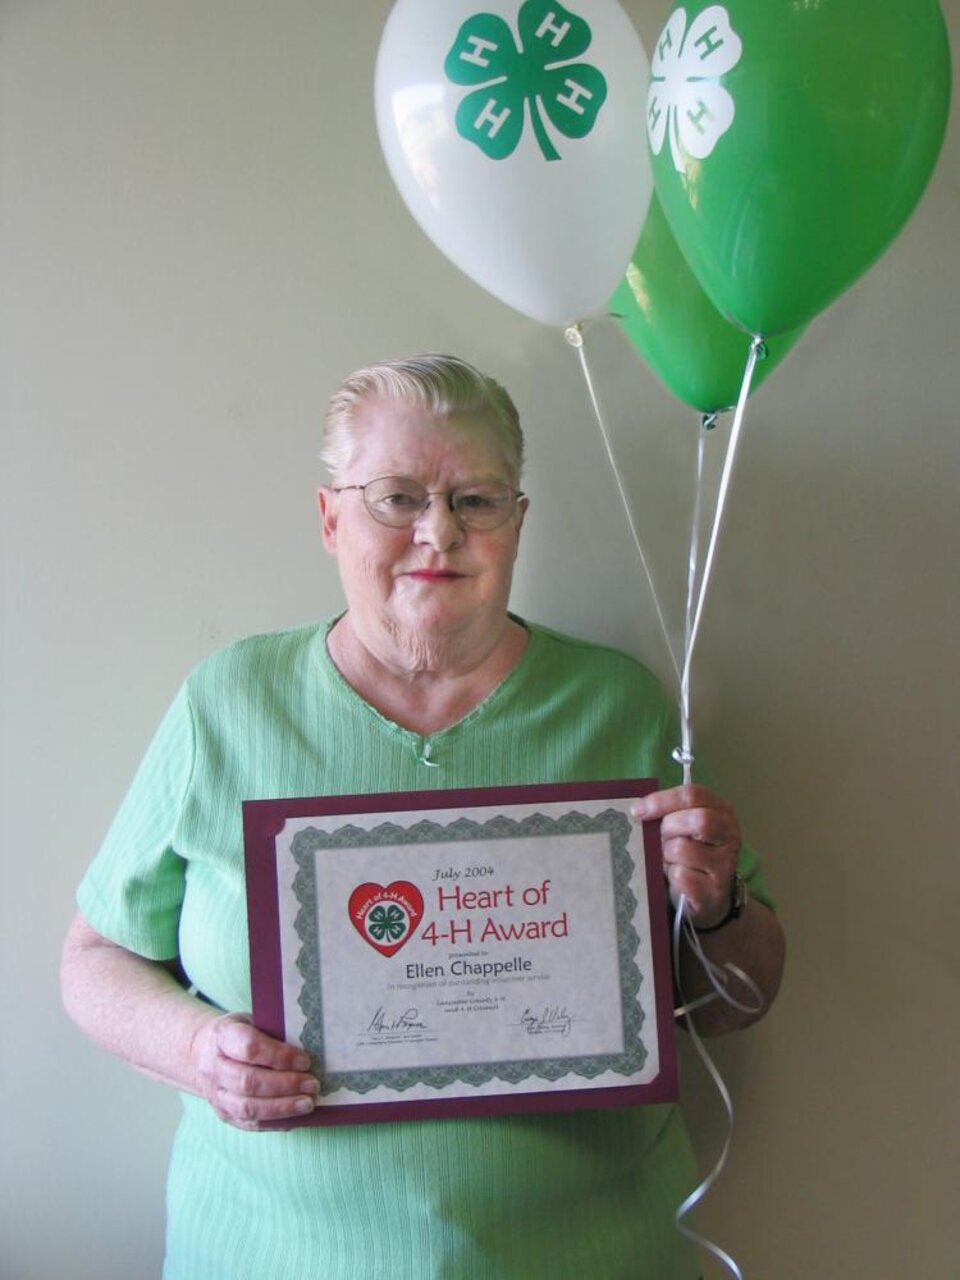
[395,605,469,637]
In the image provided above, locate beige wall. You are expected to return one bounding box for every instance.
[2,3,957,1277]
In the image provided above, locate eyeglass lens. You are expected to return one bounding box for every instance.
[362,477,519,529]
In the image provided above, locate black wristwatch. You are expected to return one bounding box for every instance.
[694,872,748,934]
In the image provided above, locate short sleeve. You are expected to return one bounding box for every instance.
[77,684,195,959]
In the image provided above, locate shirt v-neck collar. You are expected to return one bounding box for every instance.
[313,612,536,750]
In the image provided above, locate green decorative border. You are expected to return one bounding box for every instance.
[291,810,647,1096]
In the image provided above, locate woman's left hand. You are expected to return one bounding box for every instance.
[631,785,742,929]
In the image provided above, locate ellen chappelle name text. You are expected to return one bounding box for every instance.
[405,956,532,980]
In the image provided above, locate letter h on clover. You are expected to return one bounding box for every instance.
[443,0,608,161]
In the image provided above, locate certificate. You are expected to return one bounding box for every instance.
[243,779,677,1126]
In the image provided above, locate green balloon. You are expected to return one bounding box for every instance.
[647,0,952,335]
[611,195,804,413]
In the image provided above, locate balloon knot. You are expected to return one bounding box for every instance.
[672,746,695,767]
[751,336,768,360]
[564,325,584,349]
[700,412,719,431]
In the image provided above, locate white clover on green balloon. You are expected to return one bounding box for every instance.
[645,0,950,336]
[647,6,742,176]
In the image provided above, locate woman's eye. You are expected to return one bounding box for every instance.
[458,491,498,511]
[381,492,421,509]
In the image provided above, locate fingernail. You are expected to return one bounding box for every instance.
[294,1095,314,1113]
[300,1078,319,1094]
[293,1053,310,1071]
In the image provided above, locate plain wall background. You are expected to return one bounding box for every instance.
[2,2,957,1277]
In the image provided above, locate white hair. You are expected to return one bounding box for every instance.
[322,354,524,484]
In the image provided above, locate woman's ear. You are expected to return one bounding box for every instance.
[514,494,529,542]
[506,495,528,563]
[317,487,339,554]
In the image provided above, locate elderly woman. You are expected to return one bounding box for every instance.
[62,354,785,1280]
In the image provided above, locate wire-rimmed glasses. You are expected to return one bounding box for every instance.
[333,476,525,530]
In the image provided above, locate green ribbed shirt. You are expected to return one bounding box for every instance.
[79,618,770,1279]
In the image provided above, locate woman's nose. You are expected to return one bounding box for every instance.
[412,495,464,549]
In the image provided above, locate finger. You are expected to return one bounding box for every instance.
[659,807,738,848]
[214,1087,319,1129]
[663,862,729,922]
[215,1018,312,1072]
[216,1056,319,1101]
[662,835,738,885]
[632,785,733,823]
[663,845,730,888]
[664,860,711,888]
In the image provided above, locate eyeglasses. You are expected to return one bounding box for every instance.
[333,476,525,530]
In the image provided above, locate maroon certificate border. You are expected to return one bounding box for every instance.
[243,778,677,1127]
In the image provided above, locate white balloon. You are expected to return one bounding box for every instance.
[375,0,652,327]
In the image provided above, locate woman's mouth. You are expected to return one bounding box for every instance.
[405,569,465,581]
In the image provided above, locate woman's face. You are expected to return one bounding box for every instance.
[318,401,527,662]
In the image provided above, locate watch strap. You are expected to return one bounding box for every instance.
[693,871,748,934]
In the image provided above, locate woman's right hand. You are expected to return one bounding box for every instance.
[61,913,321,1131]
[192,1014,319,1131]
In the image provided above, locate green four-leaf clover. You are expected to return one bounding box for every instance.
[444,0,608,162]
[368,904,408,943]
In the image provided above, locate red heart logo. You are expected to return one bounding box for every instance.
[348,881,424,957]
